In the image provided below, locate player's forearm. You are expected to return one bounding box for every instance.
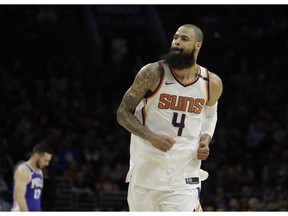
[117,108,153,141]
[200,133,212,146]
[201,102,218,139]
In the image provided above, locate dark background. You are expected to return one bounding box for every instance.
[0,5,287,211]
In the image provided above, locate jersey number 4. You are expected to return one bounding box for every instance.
[172,112,186,136]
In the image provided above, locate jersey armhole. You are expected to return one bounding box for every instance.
[22,163,32,183]
[145,62,165,99]
[205,69,210,103]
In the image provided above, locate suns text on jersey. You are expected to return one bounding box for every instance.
[158,93,205,114]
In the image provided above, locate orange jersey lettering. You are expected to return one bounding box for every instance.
[158,93,205,114]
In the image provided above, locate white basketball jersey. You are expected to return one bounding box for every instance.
[126,61,210,190]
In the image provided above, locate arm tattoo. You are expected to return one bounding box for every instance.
[117,63,161,140]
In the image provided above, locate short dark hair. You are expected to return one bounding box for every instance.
[32,143,53,155]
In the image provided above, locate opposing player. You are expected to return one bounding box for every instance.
[117,23,223,211]
[11,143,53,211]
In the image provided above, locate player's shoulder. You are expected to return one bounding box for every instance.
[139,61,162,75]
[136,61,163,84]
[207,70,223,103]
[15,163,30,174]
[205,69,222,88]
[205,69,220,82]
[14,163,31,181]
[199,65,222,87]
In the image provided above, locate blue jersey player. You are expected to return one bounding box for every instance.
[11,143,52,211]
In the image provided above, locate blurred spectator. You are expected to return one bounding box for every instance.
[95,164,118,192]
[228,197,241,211]
[248,197,261,211]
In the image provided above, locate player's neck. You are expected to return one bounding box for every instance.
[172,64,199,83]
[27,157,38,171]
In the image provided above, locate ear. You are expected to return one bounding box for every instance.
[35,153,41,160]
[195,42,202,50]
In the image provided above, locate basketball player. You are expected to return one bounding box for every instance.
[11,143,53,211]
[117,24,223,211]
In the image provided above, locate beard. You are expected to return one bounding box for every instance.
[160,47,196,70]
[36,160,43,169]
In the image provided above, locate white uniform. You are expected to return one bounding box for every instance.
[127,61,210,211]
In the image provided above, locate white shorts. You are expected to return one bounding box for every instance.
[127,182,201,211]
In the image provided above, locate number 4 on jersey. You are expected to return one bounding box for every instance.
[172,112,186,136]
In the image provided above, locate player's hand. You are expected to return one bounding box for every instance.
[149,134,175,152]
[197,141,210,160]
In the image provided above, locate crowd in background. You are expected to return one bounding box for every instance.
[0,5,287,211]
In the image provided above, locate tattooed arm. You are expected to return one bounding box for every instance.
[117,63,159,139]
[117,62,175,152]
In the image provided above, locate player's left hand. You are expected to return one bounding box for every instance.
[197,141,210,160]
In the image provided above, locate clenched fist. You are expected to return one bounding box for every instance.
[197,141,210,160]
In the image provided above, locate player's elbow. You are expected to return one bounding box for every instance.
[116,106,125,126]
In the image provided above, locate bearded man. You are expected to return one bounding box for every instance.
[117,24,223,211]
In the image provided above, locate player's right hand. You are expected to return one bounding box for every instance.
[149,134,175,152]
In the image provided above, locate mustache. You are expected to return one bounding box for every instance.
[160,47,195,70]
[170,47,183,52]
